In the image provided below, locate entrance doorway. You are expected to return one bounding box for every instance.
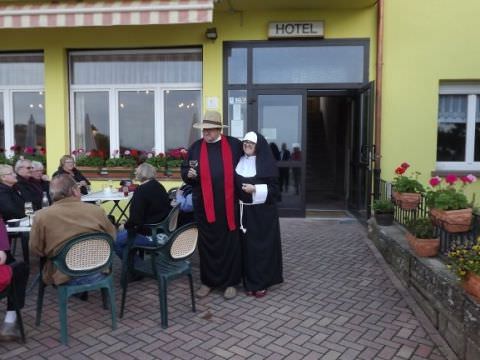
[306,95,352,211]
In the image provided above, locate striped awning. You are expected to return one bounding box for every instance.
[0,0,214,29]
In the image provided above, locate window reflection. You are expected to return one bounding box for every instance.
[74,92,109,157]
[227,48,247,85]
[119,91,155,152]
[164,90,201,150]
[437,95,467,161]
[13,92,45,149]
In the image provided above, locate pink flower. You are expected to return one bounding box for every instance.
[124,150,131,156]
[78,148,85,154]
[147,152,153,159]
[466,174,477,183]
[401,162,410,169]
[113,149,119,155]
[429,176,442,187]
[86,151,91,156]
[445,174,458,185]
[72,150,77,155]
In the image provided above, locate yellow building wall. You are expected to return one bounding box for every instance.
[0,5,377,178]
[382,0,480,201]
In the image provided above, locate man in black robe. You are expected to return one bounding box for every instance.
[181,110,243,300]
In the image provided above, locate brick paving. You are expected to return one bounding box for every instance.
[0,218,451,359]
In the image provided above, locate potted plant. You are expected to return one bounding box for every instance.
[164,148,187,178]
[447,241,480,299]
[373,199,395,226]
[405,217,440,257]
[104,149,137,178]
[391,162,424,210]
[426,174,476,233]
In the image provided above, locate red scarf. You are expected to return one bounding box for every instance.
[200,136,236,231]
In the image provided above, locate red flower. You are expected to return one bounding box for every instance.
[130,149,138,157]
[400,162,410,169]
[445,174,458,185]
[429,176,442,187]
[395,167,406,175]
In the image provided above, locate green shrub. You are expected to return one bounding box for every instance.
[406,217,435,239]
[373,199,394,213]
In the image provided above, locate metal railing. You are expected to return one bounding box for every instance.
[377,179,479,254]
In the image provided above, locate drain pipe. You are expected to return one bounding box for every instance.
[373,0,384,199]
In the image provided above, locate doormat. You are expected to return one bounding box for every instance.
[305,209,354,220]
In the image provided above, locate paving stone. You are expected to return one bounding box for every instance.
[0,219,449,360]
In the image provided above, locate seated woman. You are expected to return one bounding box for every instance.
[52,155,90,195]
[0,217,28,342]
[114,163,171,260]
[0,165,25,221]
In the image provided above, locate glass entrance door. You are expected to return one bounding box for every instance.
[252,91,306,217]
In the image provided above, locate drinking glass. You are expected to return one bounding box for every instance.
[189,160,198,169]
[24,202,34,226]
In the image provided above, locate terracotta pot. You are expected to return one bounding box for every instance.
[405,232,440,257]
[392,191,421,210]
[463,272,480,300]
[433,208,472,233]
[374,212,394,226]
[429,208,443,226]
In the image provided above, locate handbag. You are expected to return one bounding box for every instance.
[0,264,12,292]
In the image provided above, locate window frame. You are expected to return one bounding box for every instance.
[68,49,202,156]
[1,86,45,153]
[437,83,480,171]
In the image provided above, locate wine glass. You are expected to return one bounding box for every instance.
[24,202,34,226]
[189,160,198,169]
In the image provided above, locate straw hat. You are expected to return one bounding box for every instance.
[193,110,228,129]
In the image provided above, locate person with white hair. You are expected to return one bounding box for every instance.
[14,159,42,210]
[235,131,283,298]
[0,164,25,221]
[114,163,171,261]
[30,161,50,205]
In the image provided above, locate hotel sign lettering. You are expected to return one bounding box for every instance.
[268,21,324,38]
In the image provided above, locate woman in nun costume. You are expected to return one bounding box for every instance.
[235,131,283,298]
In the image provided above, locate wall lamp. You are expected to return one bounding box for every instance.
[205,27,218,41]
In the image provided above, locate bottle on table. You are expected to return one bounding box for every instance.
[41,191,49,208]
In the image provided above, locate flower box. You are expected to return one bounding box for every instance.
[463,272,480,300]
[392,191,421,210]
[103,166,134,179]
[76,166,102,176]
[163,166,182,179]
[406,232,440,257]
[432,207,473,233]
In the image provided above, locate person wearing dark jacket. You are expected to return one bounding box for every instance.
[235,131,283,298]
[30,161,51,205]
[0,165,25,221]
[114,163,171,259]
[14,159,42,211]
[52,155,90,195]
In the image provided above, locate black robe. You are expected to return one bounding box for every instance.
[235,131,283,292]
[236,173,283,291]
[182,136,243,288]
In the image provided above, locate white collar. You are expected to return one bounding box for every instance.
[235,155,256,177]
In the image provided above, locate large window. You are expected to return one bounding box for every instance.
[437,83,480,170]
[69,49,202,156]
[0,53,44,152]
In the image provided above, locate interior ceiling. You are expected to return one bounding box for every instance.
[214,0,377,11]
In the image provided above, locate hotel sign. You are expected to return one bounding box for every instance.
[268,21,324,39]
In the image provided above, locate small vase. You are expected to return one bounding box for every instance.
[463,272,480,300]
[406,232,440,257]
[392,191,421,210]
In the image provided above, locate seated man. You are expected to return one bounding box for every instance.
[15,159,42,211]
[30,174,116,286]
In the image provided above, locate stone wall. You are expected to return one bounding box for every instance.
[368,220,480,360]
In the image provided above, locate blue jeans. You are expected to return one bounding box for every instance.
[66,272,107,285]
[114,230,153,260]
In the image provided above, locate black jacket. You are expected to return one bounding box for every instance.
[16,175,42,210]
[0,183,25,220]
[125,179,171,235]
[52,167,90,195]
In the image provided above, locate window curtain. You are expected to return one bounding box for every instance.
[438,95,467,123]
[70,50,202,85]
[0,54,44,86]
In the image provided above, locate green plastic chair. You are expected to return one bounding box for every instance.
[120,223,198,328]
[0,280,26,343]
[35,232,117,345]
